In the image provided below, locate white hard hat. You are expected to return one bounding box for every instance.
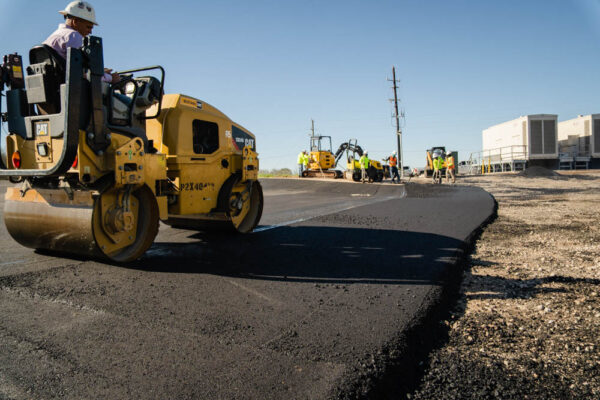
[60,1,98,25]
[392,151,397,155]
[364,150,368,155]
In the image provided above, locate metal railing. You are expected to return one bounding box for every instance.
[461,145,529,175]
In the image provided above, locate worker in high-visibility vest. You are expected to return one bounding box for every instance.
[297,150,307,177]
[387,151,400,183]
[445,153,456,184]
[433,156,443,184]
[302,150,309,171]
[359,151,370,183]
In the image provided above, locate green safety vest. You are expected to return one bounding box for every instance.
[433,157,443,170]
[303,154,309,166]
[359,155,370,168]
[297,153,305,164]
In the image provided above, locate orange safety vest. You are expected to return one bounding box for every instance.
[446,156,455,169]
[389,156,397,167]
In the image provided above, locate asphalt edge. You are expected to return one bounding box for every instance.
[332,189,499,399]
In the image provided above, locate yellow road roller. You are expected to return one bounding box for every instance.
[0,36,263,262]
[334,139,384,182]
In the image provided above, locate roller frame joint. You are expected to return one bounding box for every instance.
[242,145,259,182]
[113,137,145,187]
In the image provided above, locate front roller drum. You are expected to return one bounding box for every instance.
[4,185,159,262]
[4,187,99,258]
[228,180,264,233]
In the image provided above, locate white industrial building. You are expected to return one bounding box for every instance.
[475,114,558,172]
[557,114,600,169]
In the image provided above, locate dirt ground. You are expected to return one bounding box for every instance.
[410,169,600,399]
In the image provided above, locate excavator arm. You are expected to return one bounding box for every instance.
[334,141,363,166]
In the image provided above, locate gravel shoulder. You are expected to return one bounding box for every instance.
[411,170,600,400]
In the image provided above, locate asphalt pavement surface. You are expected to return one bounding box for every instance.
[0,178,495,399]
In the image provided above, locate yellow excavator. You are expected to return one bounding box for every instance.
[301,134,343,179]
[0,36,263,262]
[334,139,384,182]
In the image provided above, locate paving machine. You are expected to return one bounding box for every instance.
[334,139,383,182]
[0,37,263,262]
[301,135,343,179]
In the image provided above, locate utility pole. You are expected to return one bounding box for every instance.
[310,119,315,138]
[390,67,403,178]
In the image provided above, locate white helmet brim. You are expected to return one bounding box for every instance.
[60,1,98,25]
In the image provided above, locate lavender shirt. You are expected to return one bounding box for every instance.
[43,23,112,82]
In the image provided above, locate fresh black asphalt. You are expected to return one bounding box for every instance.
[0,178,495,399]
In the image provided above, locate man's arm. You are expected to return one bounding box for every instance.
[103,68,120,83]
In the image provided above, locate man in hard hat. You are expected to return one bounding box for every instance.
[297,150,307,177]
[302,150,309,172]
[386,151,400,183]
[43,1,120,83]
[432,155,443,184]
[445,152,456,184]
[359,151,370,183]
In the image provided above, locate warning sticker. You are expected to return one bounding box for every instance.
[12,65,22,79]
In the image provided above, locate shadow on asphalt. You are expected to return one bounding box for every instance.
[131,226,465,285]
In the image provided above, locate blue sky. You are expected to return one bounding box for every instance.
[1,0,599,171]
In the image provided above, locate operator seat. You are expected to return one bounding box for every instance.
[27,45,66,114]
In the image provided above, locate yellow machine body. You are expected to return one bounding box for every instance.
[343,158,383,182]
[146,94,261,231]
[308,150,336,171]
[345,158,383,172]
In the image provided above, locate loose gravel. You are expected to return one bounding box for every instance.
[410,170,600,400]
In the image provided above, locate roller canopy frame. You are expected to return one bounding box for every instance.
[115,65,165,120]
[0,41,96,178]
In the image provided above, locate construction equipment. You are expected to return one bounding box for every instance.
[425,147,459,180]
[302,134,343,178]
[425,146,446,178]
[334,139,384,182]
[0,37,263,262]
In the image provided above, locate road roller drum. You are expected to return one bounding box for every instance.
[0,36,263,262]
